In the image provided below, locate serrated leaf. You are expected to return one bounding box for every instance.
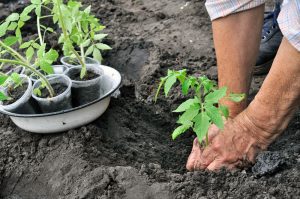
[164,75,176,97]
[193,111,211,143]
[6,13,19,22]
[205,104,224,129]
[3,36,18,46]
[177,105,200,125]
[219,105,229,119]
[173,98,199,113]
[172,123,192,140]
[205,87,227,104]
[96,43,111,50]
[229,93,245,102]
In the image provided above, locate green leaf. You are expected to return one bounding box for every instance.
[0,92,9,101]
[94,34,108,40]
[0,22,9,37]
[173,98,199,113]
[20,5,35,21]
[193,111,211,143]
[45,49,59,62]
[33,88,42,97]
[85,45,94,56]
[81,39,91,48]
[154,77,166,102]
[31,0,41,4]
[35,5,42,16]
[177,105,200,125]
[219,105,229,119]
[205,104,224,129]
[20,41,32,49]
[0,75,8,85]
[182,79,191,95]
[7,22,18,31]
[6,13,19,22]
[93,48,102,63]
[205,87,227,104]
[39,61,53,74]
[32,42,41,49]
[26,47,34,62]
[164,75,176,97]
[3,36,18,46]
[96,43,112,50]
[10,72,21,86]
[229,93,245,102]
[172,123,192,140]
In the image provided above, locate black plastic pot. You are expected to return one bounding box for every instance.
[32,74,73,113]
[0,75,38,114]
[64,65,104,107]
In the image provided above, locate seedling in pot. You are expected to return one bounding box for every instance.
[155,69,245,146]
[0,0,59,98]
[52,0,111,79]
[0,0,73,113]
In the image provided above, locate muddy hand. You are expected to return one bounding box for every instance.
[186,110,274,171]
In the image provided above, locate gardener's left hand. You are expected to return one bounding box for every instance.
[186,110,271,171]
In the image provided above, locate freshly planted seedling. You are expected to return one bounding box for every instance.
[155,69,245,146]
[52,0,111,78]
[0,72,24,102]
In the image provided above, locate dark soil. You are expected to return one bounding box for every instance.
[2,83,28,105]
[69,70,100,81]
[39,83,67,98]
[0,0,299,199]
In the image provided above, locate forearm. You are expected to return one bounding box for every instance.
[212,5,265,117]
[246,38,300,143]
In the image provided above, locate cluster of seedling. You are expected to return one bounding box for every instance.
[0,0,111,113]
[155,69,244,146]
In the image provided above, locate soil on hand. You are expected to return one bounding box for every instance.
[39,83,67,98]
[0,0,299,199]
[2,83,28,105]
[69,70,100,81]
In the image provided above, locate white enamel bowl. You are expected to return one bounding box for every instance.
[0,65,121,134]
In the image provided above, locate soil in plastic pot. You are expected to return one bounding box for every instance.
[2,83,38,114]
[37,82,72,113]
[68,69,101,107]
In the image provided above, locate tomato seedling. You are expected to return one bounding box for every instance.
[155,69,245,146]
[52,0,111,79]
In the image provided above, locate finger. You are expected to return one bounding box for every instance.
[207,124,220,142]
[199,144,218,167]
[206,159,229,171]
[186,138,202,171]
